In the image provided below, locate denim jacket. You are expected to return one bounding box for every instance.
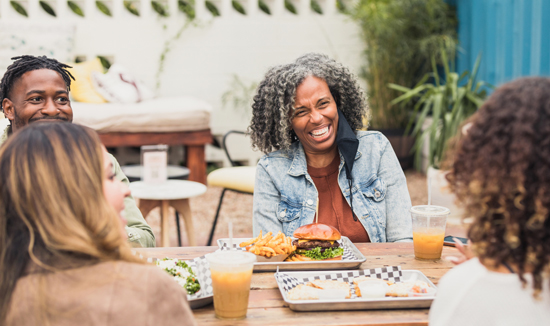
[253,131,413,242]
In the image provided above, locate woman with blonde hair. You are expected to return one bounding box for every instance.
[429,77,550,325]
[0,123,196,325]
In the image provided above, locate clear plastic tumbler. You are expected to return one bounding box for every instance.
[410,205,450,260]
[205,251,256,320]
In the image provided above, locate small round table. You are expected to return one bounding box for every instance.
[122,165,190,245]
[121,165,190,182]
[129,180,206,247]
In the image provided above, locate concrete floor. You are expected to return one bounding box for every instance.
[143,170,468,247]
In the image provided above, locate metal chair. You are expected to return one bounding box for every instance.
[206,131,256,245]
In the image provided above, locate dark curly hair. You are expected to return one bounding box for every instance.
[445,77,550,298]
[248,53,368,154]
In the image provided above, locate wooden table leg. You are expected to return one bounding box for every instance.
[136,199,161,220]
[160,200,170,247]
[185,145,206,185]
[171,199,196,246]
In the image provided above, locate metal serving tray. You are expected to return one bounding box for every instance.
[275,269,437,311]
[217,236,366,272]
[188,295,213,310]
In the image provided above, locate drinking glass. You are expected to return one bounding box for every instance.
[410,205,450,260]
[206,251,256,320]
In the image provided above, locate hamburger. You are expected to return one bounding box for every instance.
[291,223,344,261]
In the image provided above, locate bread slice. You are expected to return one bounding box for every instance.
[307,280,351,299]
[386,281,430,297]
[353,276,393,297]
[287,284,320,300]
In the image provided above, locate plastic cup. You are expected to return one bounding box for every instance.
[410,205,450,260]
[205,251,256,320]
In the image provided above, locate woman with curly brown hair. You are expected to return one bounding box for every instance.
[429,77,550,325]
[249,53,412,246]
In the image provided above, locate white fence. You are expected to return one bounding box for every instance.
[0,0,365,165]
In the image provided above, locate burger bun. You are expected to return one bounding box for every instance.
[293,223,341,241]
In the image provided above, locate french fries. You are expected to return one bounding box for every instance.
[239,231,296,258]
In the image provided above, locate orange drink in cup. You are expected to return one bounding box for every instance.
[410,205,450,260]
[206,251,256,320]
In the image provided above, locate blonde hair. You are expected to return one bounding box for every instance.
[0,123,143,323]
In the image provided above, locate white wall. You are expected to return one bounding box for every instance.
[0,0,365,164]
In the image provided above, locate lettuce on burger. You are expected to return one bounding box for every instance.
[292,223,344,261]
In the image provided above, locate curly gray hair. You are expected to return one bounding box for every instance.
[248,53,368,154]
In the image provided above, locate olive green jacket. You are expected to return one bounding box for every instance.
[0,124,156,248]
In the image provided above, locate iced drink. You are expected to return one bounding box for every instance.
[410,205,450,260]
[413,228,445,259]
[206,251,256,320]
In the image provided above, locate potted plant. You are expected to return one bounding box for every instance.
[389,50,489,218]
[348,0,458,169]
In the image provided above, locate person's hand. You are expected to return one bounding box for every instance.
[445,238,474,265]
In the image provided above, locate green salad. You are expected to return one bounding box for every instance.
[156,258,201,295]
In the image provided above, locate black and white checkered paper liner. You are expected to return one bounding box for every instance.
[275,266,402,298]
[220,239,358,261]
[148,256,213,300]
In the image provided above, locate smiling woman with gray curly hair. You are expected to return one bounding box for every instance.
[249,53,367,154]
[249,53,412,248]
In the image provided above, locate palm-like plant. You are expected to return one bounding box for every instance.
[389,50,488,169]
[349,0,458,129]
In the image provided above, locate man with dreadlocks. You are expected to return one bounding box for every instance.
[0,55,155,248]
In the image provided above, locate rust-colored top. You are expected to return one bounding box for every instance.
[307,155,370,243]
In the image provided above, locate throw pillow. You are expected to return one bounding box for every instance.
[67,58,107,103]
[91,64,155,104]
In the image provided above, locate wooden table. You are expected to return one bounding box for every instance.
[136,243,457,326]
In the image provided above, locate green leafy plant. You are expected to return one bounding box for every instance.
[97,56,112,70]
[205,1,220,16]
[156,18,204,90]
[232,0,246,15]
[258,0,270,15]
[389,51,488,169]
[124,1,139,16]
[348,0,458,129]
[336,0,346,14]
[310,0,322,14]
[39,1,56,16]
[222,75,258,115]
[68,1,84,16]
[152,1,169,16]
[10,1,28,17]
[96,1,112,16]
[178,0,195,19]
[284,0,297,14]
